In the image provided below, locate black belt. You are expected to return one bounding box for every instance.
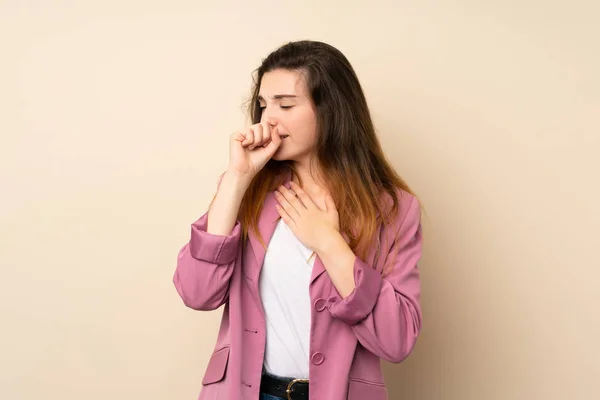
[260,371,309,400]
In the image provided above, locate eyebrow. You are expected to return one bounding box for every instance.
[257,94,298,101]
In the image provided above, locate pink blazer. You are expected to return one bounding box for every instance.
[173,171,423,400]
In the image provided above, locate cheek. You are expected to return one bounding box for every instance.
[291,111,317,142]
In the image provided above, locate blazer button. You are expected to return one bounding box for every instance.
[314,298,327,312]
[311,352,325,365]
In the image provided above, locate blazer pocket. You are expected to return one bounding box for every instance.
[347,378,388,399]
[202,346,230,385]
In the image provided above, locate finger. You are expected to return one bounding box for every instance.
[242,128,254,147]
[261,136,272,148]
[232,131,246,143]
[275,204,295,228]
[289,181,316,210]
[261,126,273,147]
[260,122,272,146]
[264,125,282,153]
[278,185,307,211]
[275,189,301,220]
[249,124,263,150]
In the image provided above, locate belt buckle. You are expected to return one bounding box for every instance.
[286,378,309,400]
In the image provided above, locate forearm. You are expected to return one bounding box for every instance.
[320,246,422,362]
[315,232,357,298]
[207,170,251,235]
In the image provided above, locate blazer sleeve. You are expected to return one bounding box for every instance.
[327,196,423,363]
[172,173,242,311]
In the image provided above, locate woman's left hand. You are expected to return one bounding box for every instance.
[274,181,340,253]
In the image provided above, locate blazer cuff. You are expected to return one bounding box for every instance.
[327,257,383,325]
[188,212,241,265]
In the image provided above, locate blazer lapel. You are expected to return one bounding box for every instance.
[246,168,292,282]
[310,255,326,285]
[247,190,280,278]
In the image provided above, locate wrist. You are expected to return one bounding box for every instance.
[223,168,253,189]
[314,230,347,256]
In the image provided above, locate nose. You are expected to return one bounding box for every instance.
[266,120,279,134]
[261,114,278,128]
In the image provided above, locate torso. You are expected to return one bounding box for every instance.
[259,219,316,378]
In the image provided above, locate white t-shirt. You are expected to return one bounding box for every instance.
[259,219,316,379]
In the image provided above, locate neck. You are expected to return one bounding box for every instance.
[290,157,327,198]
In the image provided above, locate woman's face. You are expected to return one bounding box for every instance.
[258,69,318,163]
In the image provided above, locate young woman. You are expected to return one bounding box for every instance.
[174,40,423,400]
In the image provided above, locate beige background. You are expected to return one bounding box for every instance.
[1,1,598,399]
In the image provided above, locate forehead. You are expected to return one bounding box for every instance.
[258,69,309,99]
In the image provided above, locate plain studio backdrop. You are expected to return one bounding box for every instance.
[1,1,598,399]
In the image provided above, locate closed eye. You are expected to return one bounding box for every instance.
[258,104,294,110]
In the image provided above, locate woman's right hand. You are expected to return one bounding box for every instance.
[228,122,283,179]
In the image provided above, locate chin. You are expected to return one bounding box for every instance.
[272,147,310,163]
[272,150,290,162]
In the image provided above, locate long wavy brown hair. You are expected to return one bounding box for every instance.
[239,40,417,264]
